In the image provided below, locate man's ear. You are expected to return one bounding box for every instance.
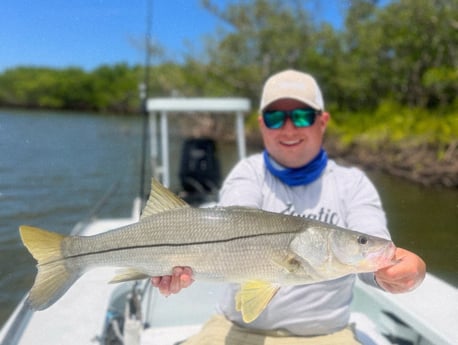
[258,114,264,127]
[319,111,330,134]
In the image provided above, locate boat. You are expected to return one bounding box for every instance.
[0,98,456,345]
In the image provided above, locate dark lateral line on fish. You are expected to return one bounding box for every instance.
[65,231,294,260]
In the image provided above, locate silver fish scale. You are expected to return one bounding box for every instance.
[62,207,313,282]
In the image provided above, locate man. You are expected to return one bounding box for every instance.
[152,69,426,344]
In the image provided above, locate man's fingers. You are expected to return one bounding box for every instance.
[170,267,184,293]
[180,267,194,288]
[158,275,172,296]
[151,276,162,287]
[151,267,194,296]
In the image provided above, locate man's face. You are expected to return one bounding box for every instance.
[259,98,329,168]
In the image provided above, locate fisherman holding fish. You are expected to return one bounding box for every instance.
[19,69,426,343]
[152,69,426,344]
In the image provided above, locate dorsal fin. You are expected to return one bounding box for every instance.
[140,178,190,219]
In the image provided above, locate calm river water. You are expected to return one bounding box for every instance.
[0,109,456,326]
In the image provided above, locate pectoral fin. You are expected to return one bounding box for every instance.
[272,253,302,273]
[235,280,280,323]
[109,269,150,284]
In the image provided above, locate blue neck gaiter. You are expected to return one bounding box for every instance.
[263,148,328,186]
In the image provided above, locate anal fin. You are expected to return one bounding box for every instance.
[109,268,150,284]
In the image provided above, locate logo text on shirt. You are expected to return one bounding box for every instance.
[281,204,340,225]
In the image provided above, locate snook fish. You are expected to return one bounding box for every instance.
[20,179,395,323]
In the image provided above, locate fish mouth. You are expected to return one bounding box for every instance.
[386,242,397,261]
[374,242,397,269]
[365,242,397,270]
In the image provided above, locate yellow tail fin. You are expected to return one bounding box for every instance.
[19,225,80,310]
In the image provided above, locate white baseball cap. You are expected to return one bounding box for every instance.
[260,69,324,111]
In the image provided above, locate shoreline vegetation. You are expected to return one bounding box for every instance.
[325,137,457,188]
[325,103,458,188]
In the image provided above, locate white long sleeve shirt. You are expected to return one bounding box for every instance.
[217,153,390,336]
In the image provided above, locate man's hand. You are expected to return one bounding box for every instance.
[375,247,426,293]
[151,266,194,296]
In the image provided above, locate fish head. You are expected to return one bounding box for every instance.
[329,229,396,271]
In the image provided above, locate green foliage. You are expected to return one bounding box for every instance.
[0,64,142,113]
[89,63,142,112]
[370,0,457,108]
[328,100,458,149]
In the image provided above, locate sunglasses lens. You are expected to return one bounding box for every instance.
[263,110,285,129]
[263,108,319,129]
[291,109,317,127]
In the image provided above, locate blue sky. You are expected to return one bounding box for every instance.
[0,1,381,72]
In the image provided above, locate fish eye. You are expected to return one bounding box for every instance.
[357,236,368,245]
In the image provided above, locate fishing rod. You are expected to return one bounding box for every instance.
[139,0,153,207]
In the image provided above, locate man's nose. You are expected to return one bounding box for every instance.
[282,116,296,130]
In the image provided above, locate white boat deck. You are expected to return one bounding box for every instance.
[352,274,458,345]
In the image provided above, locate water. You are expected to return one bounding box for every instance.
[0,109,456,326]
[367,171,458,286]
[0,109,144,324]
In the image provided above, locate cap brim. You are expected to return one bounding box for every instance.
[260,96,322,111]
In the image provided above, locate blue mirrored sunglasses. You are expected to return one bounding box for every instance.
[262,108,321,129]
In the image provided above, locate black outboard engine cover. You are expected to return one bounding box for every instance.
[179,138,221,198]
